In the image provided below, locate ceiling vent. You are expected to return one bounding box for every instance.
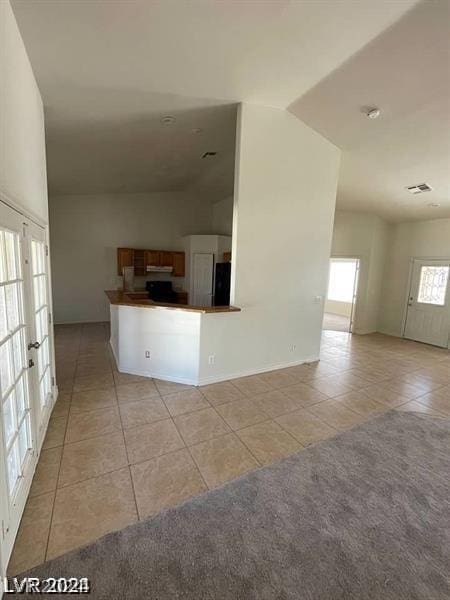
[406,183,433,194]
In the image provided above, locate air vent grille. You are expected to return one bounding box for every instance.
[406,183,432,194]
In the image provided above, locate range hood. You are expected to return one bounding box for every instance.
[146,265,173,273]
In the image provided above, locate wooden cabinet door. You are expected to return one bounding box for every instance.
[160,251,174,267]
[145,250,160,267]
[172,252,185,277]
[117,248,134,275]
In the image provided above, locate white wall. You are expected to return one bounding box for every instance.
[198,103,340,383]
[331,210,390,334]
[0,0,48,223]
[0,0,50,582]
[324,299,352,317]
[212,196,233,235]
[379,217,450,336]
[111,305,201,384]
[49,192,214,323]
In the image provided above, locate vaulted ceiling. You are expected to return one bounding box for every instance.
[11,0,449,220]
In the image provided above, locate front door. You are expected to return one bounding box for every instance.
[404,259,450,348]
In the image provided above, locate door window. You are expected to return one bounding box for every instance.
[0,228,32,499]
[31,239,52,414]
[417,265,449,305]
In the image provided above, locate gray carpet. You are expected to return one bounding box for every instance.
[20,411,450,599]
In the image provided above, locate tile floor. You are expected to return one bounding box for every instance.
[8,323,450,574]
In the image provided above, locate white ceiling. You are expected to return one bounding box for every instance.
[11,0,449,221]
[290,0,450,222]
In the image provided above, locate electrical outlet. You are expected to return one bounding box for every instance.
[145,350,151,359]
[208,354,215,365]
[291,344,297,352]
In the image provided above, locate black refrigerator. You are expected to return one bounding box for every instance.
[214,262,231,306]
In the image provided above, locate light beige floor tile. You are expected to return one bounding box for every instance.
[383,378,431,400]
[215,398,269,430]
[281,383,329,408]
[47,468,137,560]
[275,409,336,446]
[75,363,112,378]
[57,378,74,392]
[237,421,301,465]
[124,419,185,464]
[59,432,128,487]
[258,369,300,389]
[395,400,446,417]
[335,391,388,418]
[51,397,71,420]
[119,397,169,429]
[309,375,355,398]
[201,381,245,406]
[190,433,259,488]
[29,446,62,497]
[361,384,410,407]
[163,388,210,416]
[308,400,366,431]
[282,363,315,381]
[65,407,122,443]
[413,386,450,415]
[70,388,117,413]
[113,371,152,386]
[174,407,231,446]
[231,375,272,396]
[7,491,54,575]
[42,416,67,449]
[304,361,341,380]
[115,380,160,403]
[73,372,114,392]
[154,379,194,396]
[251,389,304,418]
[131,449,207,518]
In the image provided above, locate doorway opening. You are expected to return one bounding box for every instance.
[403,259,450,348]
[323,257,359,333]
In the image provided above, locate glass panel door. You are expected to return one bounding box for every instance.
[0,228,33,501]
[31,239,51,420]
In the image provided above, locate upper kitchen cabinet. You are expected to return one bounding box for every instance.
[145,250,161,267]
[172,252,185,277]
[160,251,174,267]
[117,247,134,275]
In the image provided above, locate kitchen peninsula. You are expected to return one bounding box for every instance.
[106,290,240,385]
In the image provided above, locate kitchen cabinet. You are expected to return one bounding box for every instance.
[160,251,174,267]
[172,252,185,276]
[119,248,185,277]
[145,250,161,267]
[117,248,134,275]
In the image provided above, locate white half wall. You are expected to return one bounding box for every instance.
[0,0,48,224]
[198,103,340,383]
[49,192,214,323]
[331,211,390,334]
[379,217,450,336]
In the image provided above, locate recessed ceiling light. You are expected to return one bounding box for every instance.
[161,115,176,125]
[406,183,433,194]
[428,202,440,208]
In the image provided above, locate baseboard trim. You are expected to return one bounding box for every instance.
[197,356,320,386]
[111,353,320,387]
